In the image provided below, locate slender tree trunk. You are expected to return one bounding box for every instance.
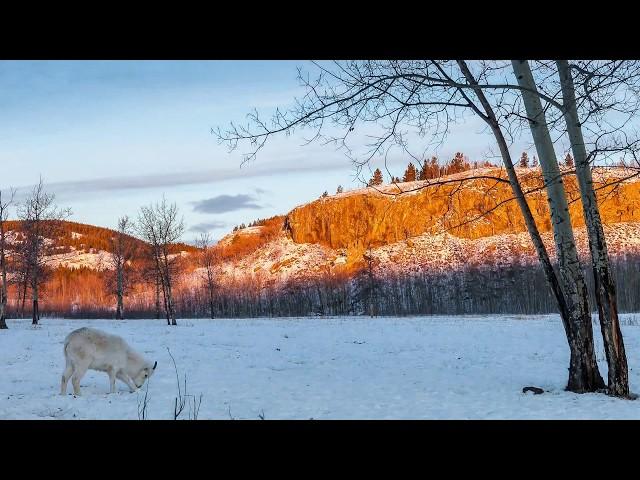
[208,283,215,319]
[116,294,124,319]
[115,261,124,320]
[154,272,162,320]
[512,60,604,392]
[0,225,7,329]
[32,281,39,325]
[164,261,176,326]
[20,271,28,319]
[556,60,629,397]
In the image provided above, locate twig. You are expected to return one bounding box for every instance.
[137,377,150,420]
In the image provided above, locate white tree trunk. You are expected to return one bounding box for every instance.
[556,59,629,397]
[512,60,604,392]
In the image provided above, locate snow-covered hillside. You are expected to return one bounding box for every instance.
[2,315,640,419]
[203,221,640,289]
[204,166,640,288]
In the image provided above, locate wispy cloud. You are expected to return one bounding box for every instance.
[6,160,344,201]
[192,194,262,214]
[188,221,228,233]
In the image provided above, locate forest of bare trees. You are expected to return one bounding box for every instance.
[150,254,640,319]
[0,179,197,327]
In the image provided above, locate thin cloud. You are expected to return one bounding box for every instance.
[7,160,346,201]
[192,194,262,214]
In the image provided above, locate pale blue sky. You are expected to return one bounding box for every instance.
[0,60,528,242]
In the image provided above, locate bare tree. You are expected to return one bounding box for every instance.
[0,188,16,329]
[17,178,71,325]
[109,215,135,320]
[555,60,630,397]
[511,60,604,392]
[453,59,639,396]
[195,232,217,319]
[137,197,185,326]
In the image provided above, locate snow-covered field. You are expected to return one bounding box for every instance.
[2,315,640,419]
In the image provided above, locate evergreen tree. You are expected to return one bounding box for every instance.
[449,152,466,174]
[418,159,429,180]
[532,155,539,167]
[336,185,344,194]
[321,191,329,198]
[368,168,384,186]
[402,162,417,182]
[418,157,439,180]
[519,152,529,168]
[564,153,575,168]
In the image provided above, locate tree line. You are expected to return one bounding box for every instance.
[0,181,193,327]
[365,153,497,187]
[118,253,640,319]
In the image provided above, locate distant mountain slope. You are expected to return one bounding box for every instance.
[3,219,198,271]
[209,167,640,287]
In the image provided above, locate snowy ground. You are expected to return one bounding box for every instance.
[2,315,640,419]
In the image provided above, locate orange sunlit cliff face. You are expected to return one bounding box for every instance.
[285,167,640,251]
[4,166,640,317]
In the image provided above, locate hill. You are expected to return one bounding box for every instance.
[211,166,640,282]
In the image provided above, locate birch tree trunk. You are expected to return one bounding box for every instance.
[556,60,629,397]
[512,60,604,392]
